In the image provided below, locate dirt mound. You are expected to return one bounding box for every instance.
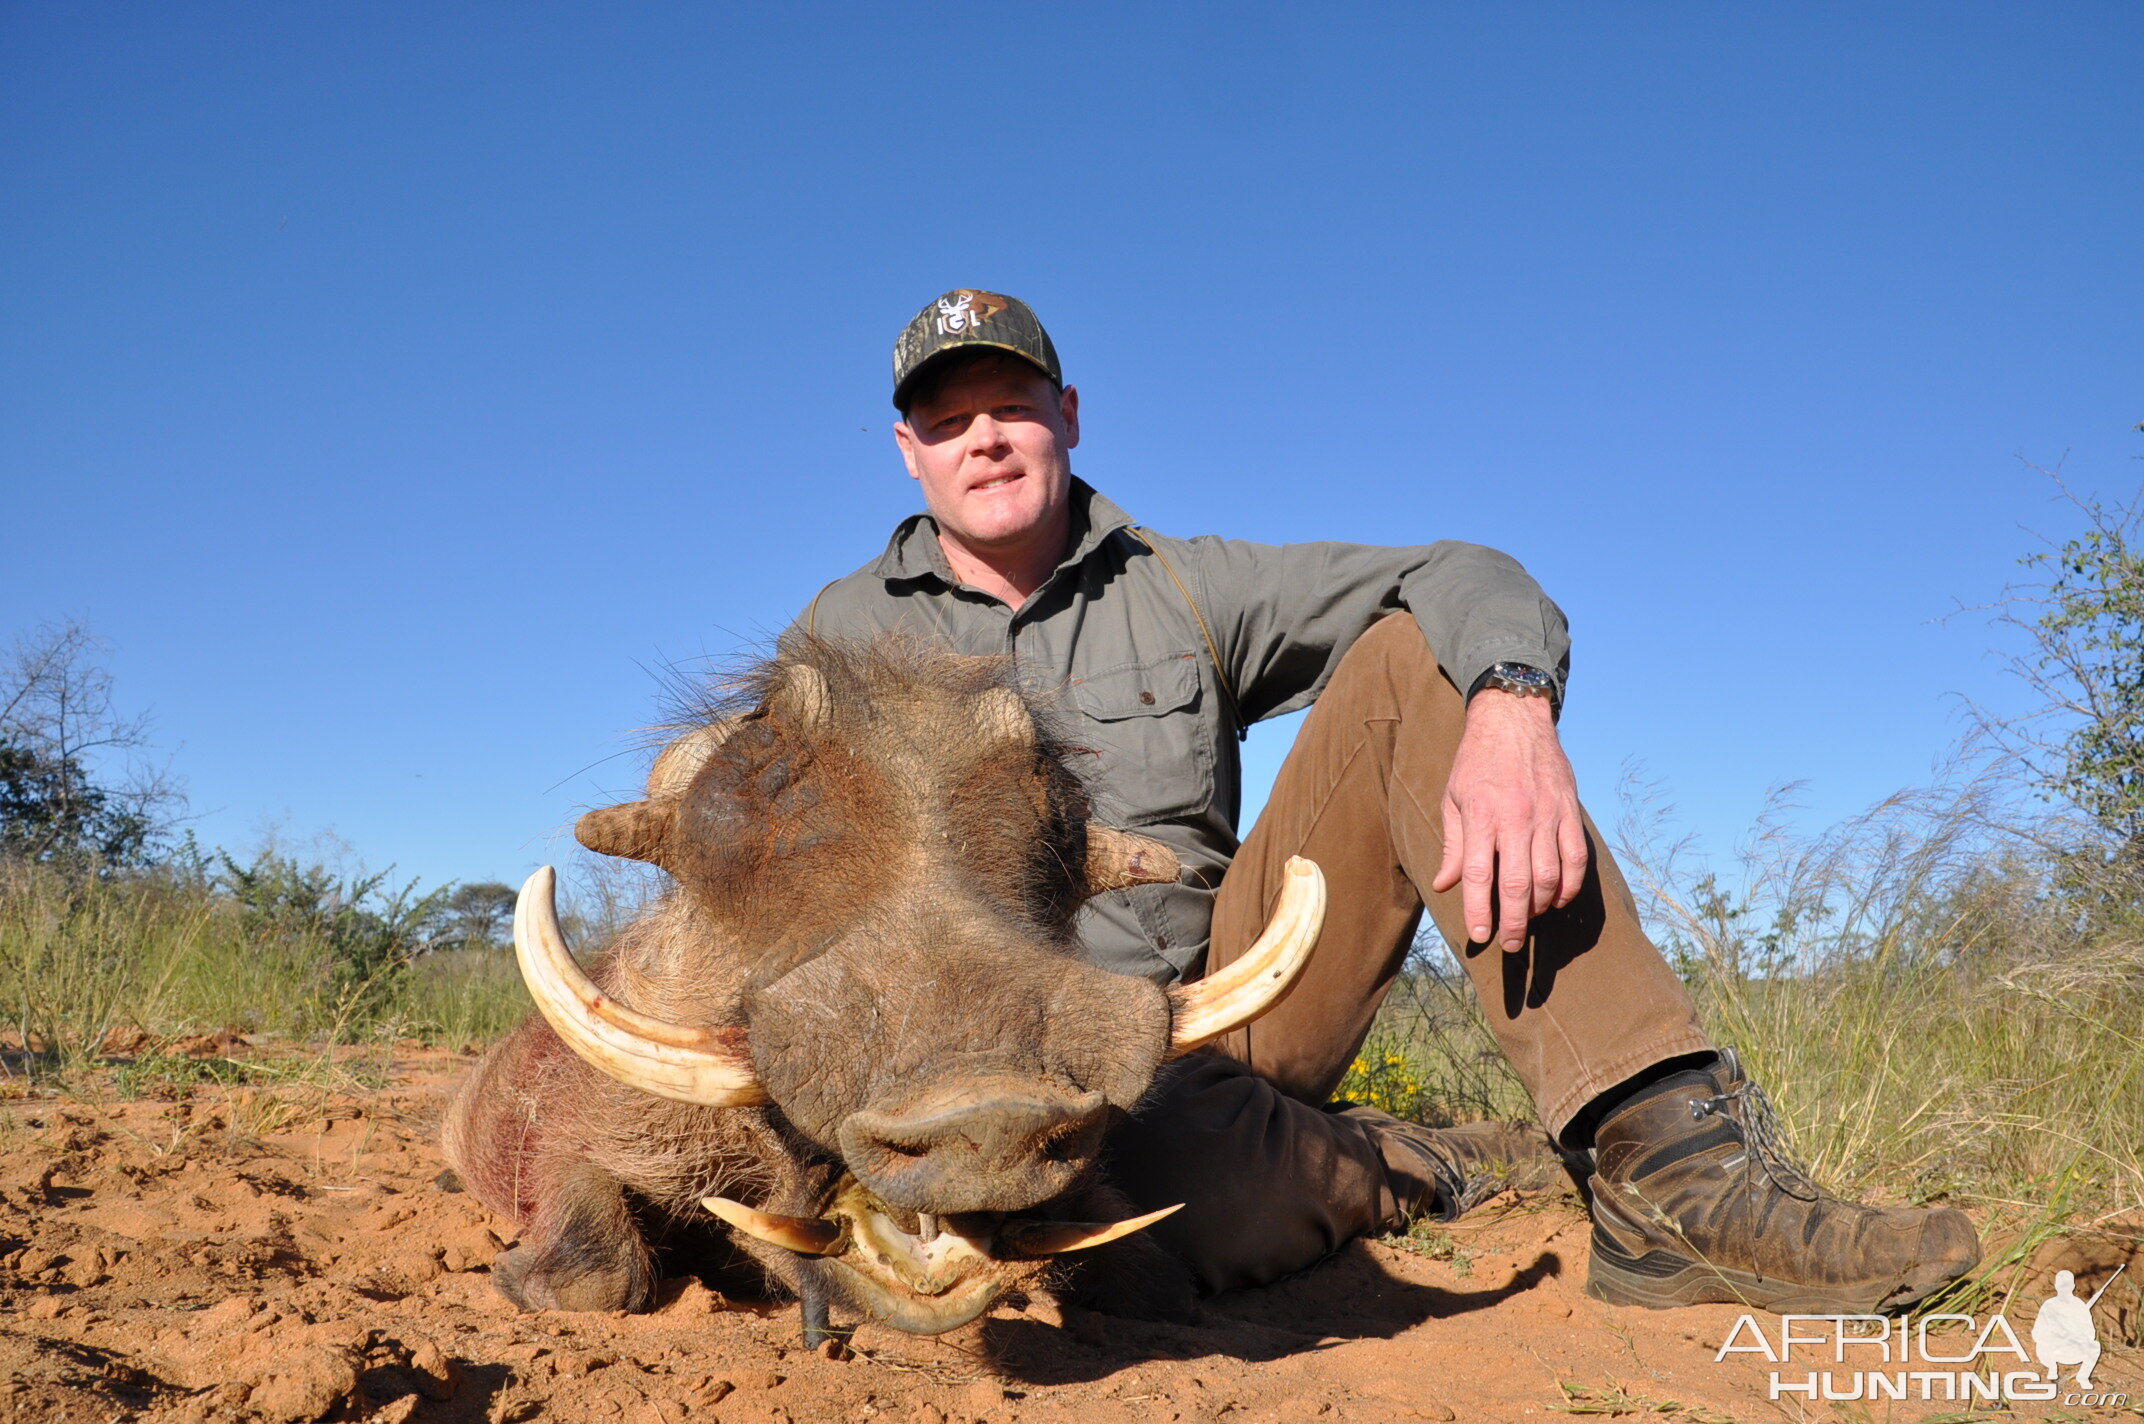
[1,1051,2133,1422]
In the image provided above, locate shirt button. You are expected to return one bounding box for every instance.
[1139,691,1155,705]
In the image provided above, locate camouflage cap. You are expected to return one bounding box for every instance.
[891,289,1062,410]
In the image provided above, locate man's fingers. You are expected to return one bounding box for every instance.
[1461,819,1497,947]
[1530,826,1562,919]
[1555,814,1590,908]
[1498,830,1533,951]
[1430,797,1464,897]
[1430,796,1496,945]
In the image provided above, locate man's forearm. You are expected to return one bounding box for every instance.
[1395,540,1571,709]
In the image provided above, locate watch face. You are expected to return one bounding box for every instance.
[1492,663,1553,690]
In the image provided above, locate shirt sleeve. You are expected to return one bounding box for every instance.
[782,573,904,645]
[1183,536,1572,724]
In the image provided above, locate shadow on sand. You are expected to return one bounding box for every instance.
[977,1241,1565,1388]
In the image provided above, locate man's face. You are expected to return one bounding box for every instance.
[893,356,1080,552]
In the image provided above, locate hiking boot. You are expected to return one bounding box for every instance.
[1345,1111,1570,1226]
[1584,1051,1980,1312]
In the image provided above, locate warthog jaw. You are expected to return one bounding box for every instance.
[703,1180,1184,1334]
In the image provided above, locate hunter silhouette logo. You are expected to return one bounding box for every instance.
[2035,1266,2122,1389]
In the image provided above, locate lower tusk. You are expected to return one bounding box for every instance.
[917,1212,939,1244]
[999,1203,1183,1257]
[704,1197,845,1256]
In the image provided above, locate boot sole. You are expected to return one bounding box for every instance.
[1585,1237,1953,1314]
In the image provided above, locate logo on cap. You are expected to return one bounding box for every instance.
[934,290,1009,336]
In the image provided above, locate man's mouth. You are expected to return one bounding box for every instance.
[969,472,1023,493]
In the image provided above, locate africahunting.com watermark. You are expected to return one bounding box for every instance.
[1716,1267,2129,1407]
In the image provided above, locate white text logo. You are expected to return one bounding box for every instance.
[1717,1274,2127,1410]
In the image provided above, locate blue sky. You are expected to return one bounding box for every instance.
[4,4,2139,893]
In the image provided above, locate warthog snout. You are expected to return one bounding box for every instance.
[839,1078,1110,1213]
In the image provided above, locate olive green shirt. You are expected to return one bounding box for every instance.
[790,480,1570,985]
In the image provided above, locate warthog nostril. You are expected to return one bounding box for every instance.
[838,1083,1110,1215]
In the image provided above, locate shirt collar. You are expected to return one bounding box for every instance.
[867,478,1134,585]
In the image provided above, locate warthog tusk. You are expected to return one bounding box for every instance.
[999,1204,1184,1257]
[1164,856,1326,1056]
[514,867,768,1107]
[703,1197,845,1256]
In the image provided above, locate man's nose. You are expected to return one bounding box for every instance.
[966,414,1011,456]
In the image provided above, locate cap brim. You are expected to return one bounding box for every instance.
[893,342,1058,410]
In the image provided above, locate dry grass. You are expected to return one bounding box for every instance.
[1549,1379,1735,1421]
[0,858,532,1084]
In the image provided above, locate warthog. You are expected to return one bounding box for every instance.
[442,636,1324,1340]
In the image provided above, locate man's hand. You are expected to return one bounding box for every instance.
[1428,689,1589,951]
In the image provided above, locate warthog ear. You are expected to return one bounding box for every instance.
[772,663,833,728]
[576,800,677,864]
[647,718,744,800]
[1086,826,1181,894]
[973,686,1034,746]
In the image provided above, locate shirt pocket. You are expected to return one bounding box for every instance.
[1068,651,1212,824]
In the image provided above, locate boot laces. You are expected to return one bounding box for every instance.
[1691,1076,1824,1203]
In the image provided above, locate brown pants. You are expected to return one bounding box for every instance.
[1108,614,1714,1291]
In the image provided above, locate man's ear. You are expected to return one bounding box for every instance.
[892,419,923,481]
[1059,384,1080,448]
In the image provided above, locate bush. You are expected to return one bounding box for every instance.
[211,849,448,1016]
[1970,470,2144,859]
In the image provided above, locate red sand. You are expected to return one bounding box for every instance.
[2,1048,2134,1423]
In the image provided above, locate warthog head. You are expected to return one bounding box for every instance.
[510,637,1323,1333]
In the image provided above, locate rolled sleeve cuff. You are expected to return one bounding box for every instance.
[1456,646,1569,719]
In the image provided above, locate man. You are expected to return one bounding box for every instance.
[791,288,1980,1310]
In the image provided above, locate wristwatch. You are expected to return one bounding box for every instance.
[1471,661,1560,712]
